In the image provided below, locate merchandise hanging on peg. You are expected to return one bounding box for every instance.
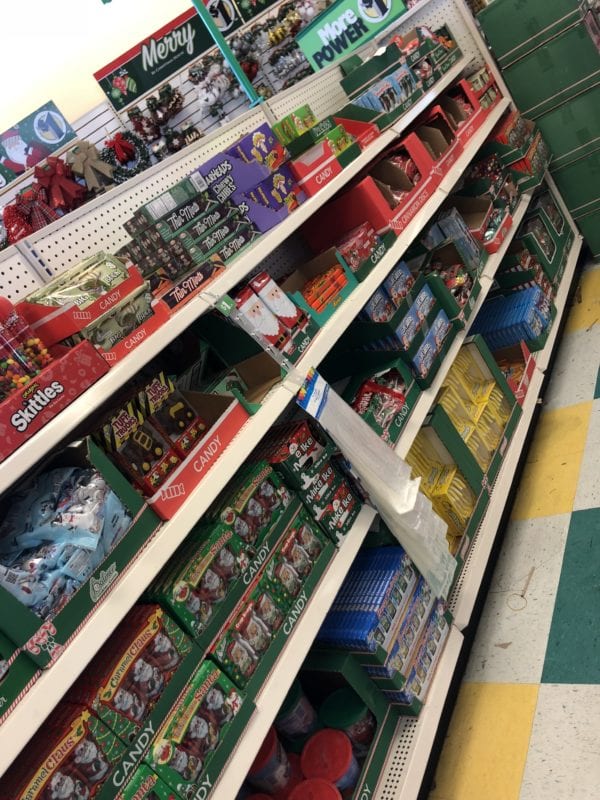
[67,141,115,194]
[158,83,185,120]
[127,106,161,143]
[164,128,186,154]
[13,185,59,232]
[181,122,203,146]
[2,203,33,244]
[100,130,151,183]
[151,137,169,161]
[33,156,86,213]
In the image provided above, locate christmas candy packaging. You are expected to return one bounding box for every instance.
[145,660,254,799]
[67,604,196,745]
[2,704,126,799]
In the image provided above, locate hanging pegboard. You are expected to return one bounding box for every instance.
[0,245,46,303]
[21,107,268,275]
[265,64,348,121]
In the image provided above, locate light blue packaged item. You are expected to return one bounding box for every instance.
[383,261,415,307]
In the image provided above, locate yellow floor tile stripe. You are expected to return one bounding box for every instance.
[566,270,600,333]
[510,402,592,520]
[430,683,539,800]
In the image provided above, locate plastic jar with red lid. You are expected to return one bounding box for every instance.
[301,729,360,795]
[289,778,342,800]
[247,726,292,794]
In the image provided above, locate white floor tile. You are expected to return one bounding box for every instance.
[520,684,600,800]
[465,514,570,684]
[573,403,600,511]
[542,325,600,410]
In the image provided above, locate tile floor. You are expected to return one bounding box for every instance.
[429,262,600,799]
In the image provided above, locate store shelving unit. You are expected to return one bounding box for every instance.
[0,0,585,796]
[0,97,509,779]
[372,230,584,800]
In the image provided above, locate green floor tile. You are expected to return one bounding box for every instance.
[542,508,600,683]
[595,366,600,399]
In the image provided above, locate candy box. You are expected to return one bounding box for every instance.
[137,372,207,457]
[273,105,318,146]
[259,507,329,610]
[67,605,199,768]
[289,138,357,197]
[334,223,389,282]
[0,630,40,725]
[362,287,395,323]
[280,248,358,327]
[435,211,487,276]
[2,704,127,799]
[145,201,233,246]
[147,523,254,647]
[115,764,175,799]
[249,164,304,212]
[313,479,361,544]
[143,392,251,520]
[297,459,340,516]
[195,154,270,205]
[0,437,160,667]
[0,340,109,464]
[228,122,288,171]
[255,419,337,491]
[491,341,535,406]
[99,400,182,496]
[385,600,451,713]
[151,257,225,312]
[134,175,210,229]
[136,190,219,233]
[283,115,338,158]
[211,507,335,694]
[145,661,254,799]
[383,261,415,307]
[208,460,294,548]
[18,258,146,347]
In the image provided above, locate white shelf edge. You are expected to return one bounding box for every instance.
[395,184,532,459]
[0,93,509,774]
[211,505,378,800]
[374,626,464,800]
[450,232,583,630]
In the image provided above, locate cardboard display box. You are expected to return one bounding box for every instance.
[289,138,361,197]
[281,248,359,327]
[144,392,250,520]
[0,341,109,463]
[0,438,161,667]
[492,341,536,406]
[0,631,40,725]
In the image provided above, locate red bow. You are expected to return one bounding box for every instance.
[15,184,59,232]
[105,132,136,164]
[34,156,86,212]
[3,204,33,244]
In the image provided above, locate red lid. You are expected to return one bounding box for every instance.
[249,726,278,775]
[289,779,342,800]
[301,729,353,783]
[274,752,304,799]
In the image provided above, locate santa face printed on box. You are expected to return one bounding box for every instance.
[257,479,281,511]
[250,272,304,330]
[202,686,232,724]
[214,546,238,581]
[234,287,289,348]
[73,738,109,784]
[199,568,227,602]
[48,771,90,800]
[148,631,181,673]
[113,686,147,722]
[296,523,322,559]
[132,657,164,702]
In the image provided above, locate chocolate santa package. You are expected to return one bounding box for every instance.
[115,764,176,799]
[67,605,197,745]
[210,504,334,692]
[2,704,126,799]
[146,523,256,648]
[145,660,254,799]
[207,460,295,548]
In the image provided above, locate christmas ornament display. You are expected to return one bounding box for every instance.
[189,56,242,120]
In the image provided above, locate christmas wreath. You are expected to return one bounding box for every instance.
[100,131,151,184]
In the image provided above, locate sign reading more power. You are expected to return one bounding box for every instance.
[297,0,407,70]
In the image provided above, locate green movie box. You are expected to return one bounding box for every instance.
[0,438,161,668]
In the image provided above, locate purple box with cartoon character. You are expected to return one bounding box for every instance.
[228,122,288,171]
